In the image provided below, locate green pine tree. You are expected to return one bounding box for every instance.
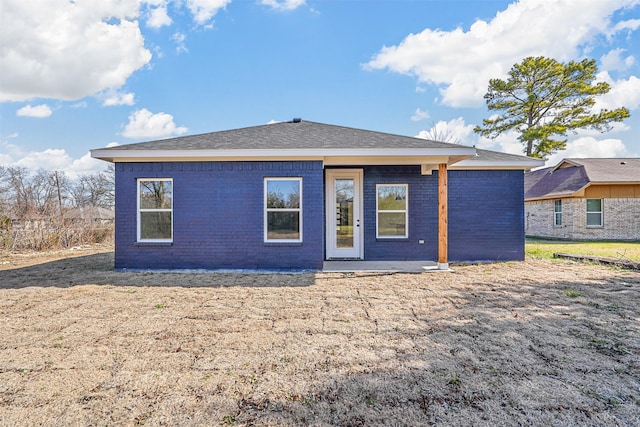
[474,56,630,159]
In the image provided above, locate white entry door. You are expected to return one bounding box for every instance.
[325,169,363,259]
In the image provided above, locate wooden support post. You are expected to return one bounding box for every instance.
[438,163,448,270]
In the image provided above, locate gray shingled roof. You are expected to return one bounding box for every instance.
[525,158,640,200]
[93,119,542,168]
[98,120,460,151]
[525,165,589,199]
[559,158,640,182]
[470,148,536,162]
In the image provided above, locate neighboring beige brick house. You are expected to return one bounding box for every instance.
[525,158,640,241]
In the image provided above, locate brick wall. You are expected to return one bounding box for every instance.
[114,162,527,270]
[362,167,525,262]
[448,170,525,261]
[525,198,640,240]
[115,161,324,270]
[362,165,439,261]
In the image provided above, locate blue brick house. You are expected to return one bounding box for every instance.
[91,120,542,271]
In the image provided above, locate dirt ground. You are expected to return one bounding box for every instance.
[1,247,638,426]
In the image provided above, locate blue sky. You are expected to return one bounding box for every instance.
[1,0,639,178]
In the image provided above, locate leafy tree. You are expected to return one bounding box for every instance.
[474,56,630,158]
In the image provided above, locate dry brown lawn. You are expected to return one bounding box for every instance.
[1,247,639,426]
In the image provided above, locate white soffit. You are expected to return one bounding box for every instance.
[91,147,477,164]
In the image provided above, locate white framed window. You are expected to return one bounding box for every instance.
[376,184,408,238]
[554,200,562,226]
[137,179,173,242]
[264,178,302,242]
[586,198,603,227]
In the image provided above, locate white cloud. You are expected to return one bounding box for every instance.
[594,72,640,111]
[474,130,634,164]
[365,0,639,107]
[146,2,172,28]
[410,108,430,122]
[172,32,188,54]
[16,104,53,118]
[545,136,631,166]
[600,48,635,71]
[0,144,106,179]
[0,0,152,102]
[186,0,231,25]
[416,117,475,144]
[99,89,136,107]
[259,0,306,11]
[611,17,640,33]
[476,129,525,155]
[122,108,188,139]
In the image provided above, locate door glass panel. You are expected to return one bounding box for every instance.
[335,179,354,248]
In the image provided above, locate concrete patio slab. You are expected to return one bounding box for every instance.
[322,260,450,273]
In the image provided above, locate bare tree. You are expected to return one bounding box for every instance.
[0,166,115,251]
[71,166,115,209]
[6,167,31,218]
[421,121,460,144]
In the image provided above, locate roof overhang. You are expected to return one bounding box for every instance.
[90,147,478,166]
[525,180,640,201]
[451,158,545,170]
[525,191,580,202]
[91,146,544,171]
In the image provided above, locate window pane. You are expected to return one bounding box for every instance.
[554,201,562,225]
[335,179,354,248]
[586,199,601,212]
[140,212,172,239]
[378,212,406,236]
[140,181,172,209]
[378,185,407,210]
[267,212,300,240]
[587,213,602,226]
[267,180,300,209]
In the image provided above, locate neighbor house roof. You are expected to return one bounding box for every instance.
[556,158,640,183]
[92,119,542,170]
[525,158,640,200]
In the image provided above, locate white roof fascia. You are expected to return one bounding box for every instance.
[450,159,545,170]
[91,147,477,163]
[325,155,453,166]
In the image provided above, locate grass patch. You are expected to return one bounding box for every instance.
[526,239,640,262]
[562,289,581,298]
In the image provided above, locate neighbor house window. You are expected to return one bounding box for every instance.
[376,184,408,238]
[554,200,562,226]
[586,198,603,227]
[138,179,173,242]
[265,178,302,242]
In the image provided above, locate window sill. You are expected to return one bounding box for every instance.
[376,237,409,242]
[263,241,304,247]
[134,241,173,247]
[586,226,604,229]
